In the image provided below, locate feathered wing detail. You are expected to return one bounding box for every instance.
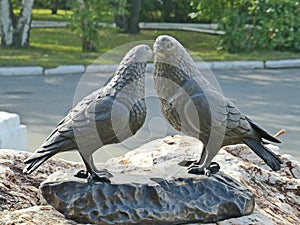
[211,94,282,170]
[23,88,102,175]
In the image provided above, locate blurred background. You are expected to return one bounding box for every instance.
[1,0,299,66]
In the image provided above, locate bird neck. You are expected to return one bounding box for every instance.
[108,62,146,98]
[153,61,190,85]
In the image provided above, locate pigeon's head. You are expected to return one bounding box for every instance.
[153,35,197,75]
[124,44,152,63]
[153,35,182,57]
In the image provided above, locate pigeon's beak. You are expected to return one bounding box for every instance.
[153,42,163,53]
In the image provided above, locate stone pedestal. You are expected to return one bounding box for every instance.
[1,135,300,224]
[41,136,254,224]
[41,171,254,225]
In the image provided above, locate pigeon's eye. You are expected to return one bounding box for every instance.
[145,46,150,51]
[167,42,173,48]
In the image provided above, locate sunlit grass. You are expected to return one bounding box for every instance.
[2,8,298,68]
[1,27,299,68]
[31,9,73,15]
[13,8,72,21]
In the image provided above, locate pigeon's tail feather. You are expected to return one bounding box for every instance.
[23,137,75,174]
[23,149,58,174]
[247,118,281,143]
[243,138,282,171]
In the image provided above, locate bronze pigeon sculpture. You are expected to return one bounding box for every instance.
[24,44,152,182]
[153,35,282,175]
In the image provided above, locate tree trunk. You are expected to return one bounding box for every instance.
[0,0,34,47]
[127,0,141,34]
[114,14,128,31]
[112,0,128,31]
[13,0,34,47]
[51,0,59,14]
[51,8,58,14]
[77,0,96,52]
[82,37,97,52]
[0,0,14,46]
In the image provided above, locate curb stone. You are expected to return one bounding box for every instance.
[44,65,85,75]
[265,59,300,69]
[0,66,43,76]
[0,59,300,76]
[85,65,118,73]
[196,61,264,70]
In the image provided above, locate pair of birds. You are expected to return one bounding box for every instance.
[23,35,282,182]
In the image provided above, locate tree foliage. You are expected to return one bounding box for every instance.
[140,0,202,22]
[68,0,114,52]
[219,0,300,52]
[68,0,143,52]
[188,0,230,23]
[148,0,300,52]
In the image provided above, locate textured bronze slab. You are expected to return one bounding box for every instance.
[41,171,254,224]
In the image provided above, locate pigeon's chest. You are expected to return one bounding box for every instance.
[154,76,174,99]
[129,99,147,134]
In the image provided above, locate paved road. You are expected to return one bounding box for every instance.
[0,68,299,162]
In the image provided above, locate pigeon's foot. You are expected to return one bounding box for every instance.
[74,169,88,179]
[88,171,111,183]
[74,169,112,183]
[188,162,220,176]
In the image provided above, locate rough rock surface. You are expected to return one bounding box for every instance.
[0,135,299,225]
[0,149,83,224]
[41,169,254,224]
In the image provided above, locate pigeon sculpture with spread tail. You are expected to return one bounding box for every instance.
[24,45,152,182]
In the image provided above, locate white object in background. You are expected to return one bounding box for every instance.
[0,111,27,150]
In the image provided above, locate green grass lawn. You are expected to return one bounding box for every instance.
[21,9,72,21]
[1,27,300,68]
[2,8,298,68]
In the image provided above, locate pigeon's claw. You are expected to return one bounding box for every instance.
[74,169,112,183]
[74,169,89,179]
[187,162,220,176]
[87,171,111,183]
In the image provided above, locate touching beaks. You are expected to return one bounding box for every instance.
[153,43,163,53]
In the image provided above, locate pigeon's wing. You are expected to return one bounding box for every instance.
[51,88,114,151]
[224,100,252,137]
[24,85,126,174]
[37,90,101,153]
[177,73,251,144]
[206,89,252,144]
[22,92,92,174]
[82,90,145,145]
[182,79,213,138]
